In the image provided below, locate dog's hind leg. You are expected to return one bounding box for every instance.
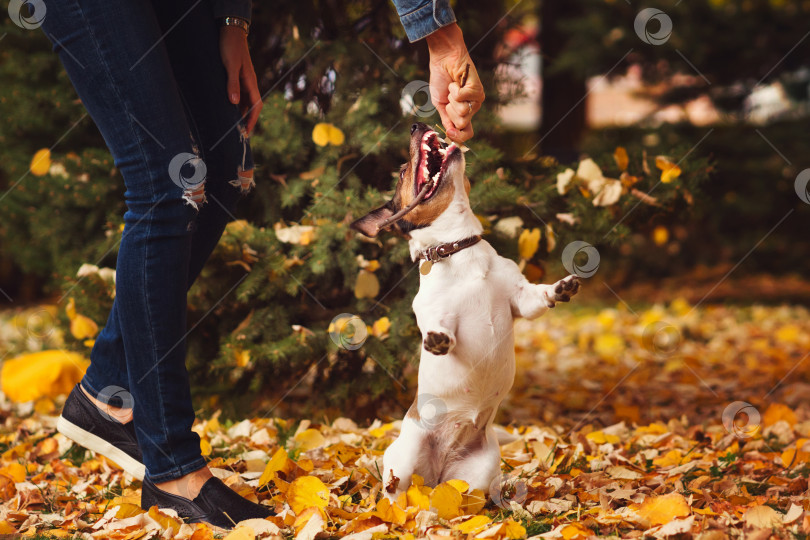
[382,416,441,501]
[439,425,502,493]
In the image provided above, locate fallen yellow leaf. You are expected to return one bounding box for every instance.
[593,334,624,360]
[223,525,256,540]
[429,483,463,520]
[502,518,527,539]
[0,463,25,483]
[636,493,690,526]
[743,505,781,529]
[115,503,145,519]
[446,479,469,493]
[561,522,592,540]
[287,475,330,515]
[259,447,288,487]
[147,506,182,532]
[762,403,797,426]
[0,350,89,403]
[775,324,800,343]
[780,439,810,467]
[453,514,491,534]
[369,422,394,438]
[406,483,430,510]
[461,489,487,515]
[374,497,406,525]
[653,449,683,467]
[293,428,327,451]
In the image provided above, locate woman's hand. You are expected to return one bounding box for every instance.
[219,25,262,135]
[426,23,485,143]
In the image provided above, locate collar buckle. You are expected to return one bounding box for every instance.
[425,246,443,262]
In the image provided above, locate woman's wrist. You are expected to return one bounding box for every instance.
[220,16,249,36]
[220,24,248,42]
[426,23,465,59]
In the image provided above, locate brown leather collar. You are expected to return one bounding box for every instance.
[418,235,482,263]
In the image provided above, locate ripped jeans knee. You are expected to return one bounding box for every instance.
[168,151,208,210]
[168,124,254,210]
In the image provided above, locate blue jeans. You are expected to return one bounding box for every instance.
[41,0,253,482]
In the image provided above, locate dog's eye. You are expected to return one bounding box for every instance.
[400,168,406,180]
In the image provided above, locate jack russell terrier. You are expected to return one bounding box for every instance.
[351,122,580,499]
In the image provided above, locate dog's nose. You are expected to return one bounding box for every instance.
[411,123,419,135]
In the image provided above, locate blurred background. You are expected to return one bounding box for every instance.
[1,0,809,429]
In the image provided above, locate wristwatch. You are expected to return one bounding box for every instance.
[221,16,249,35]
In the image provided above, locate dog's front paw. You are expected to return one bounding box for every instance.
[424,331,454,355]
[546,275,581,307]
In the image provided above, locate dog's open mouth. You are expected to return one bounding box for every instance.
[416,131,457,200]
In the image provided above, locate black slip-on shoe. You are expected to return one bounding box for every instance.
[56,383,145,480]
[141,476,273,529]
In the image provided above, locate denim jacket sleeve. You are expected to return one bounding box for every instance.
[208,0,252,23]
[391,0,456,42]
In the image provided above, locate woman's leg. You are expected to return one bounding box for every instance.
[42,0,207,484]
[80,0,254,413]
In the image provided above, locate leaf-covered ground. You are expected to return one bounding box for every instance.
[1,299,809,539]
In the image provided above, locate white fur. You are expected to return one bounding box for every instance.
[381,153,579,499]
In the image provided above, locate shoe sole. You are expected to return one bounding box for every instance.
[56,416,146,480]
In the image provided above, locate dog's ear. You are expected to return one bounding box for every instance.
[351,202,395,238]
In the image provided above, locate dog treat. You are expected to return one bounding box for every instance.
[460,63,470,88]
[376,179,434,232]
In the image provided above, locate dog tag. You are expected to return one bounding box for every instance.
[420,260,433,275]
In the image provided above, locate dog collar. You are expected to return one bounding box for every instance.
[417,235,481,275]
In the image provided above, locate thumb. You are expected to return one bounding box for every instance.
[226,64,240,105]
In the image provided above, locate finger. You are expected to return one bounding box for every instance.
[245,81,263,135]
[435,102,461,141]
[450,98,480,118]
[444,97,471,132]
[448,82,485,105]
[226,63,241,105]
[452,121,474,143]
